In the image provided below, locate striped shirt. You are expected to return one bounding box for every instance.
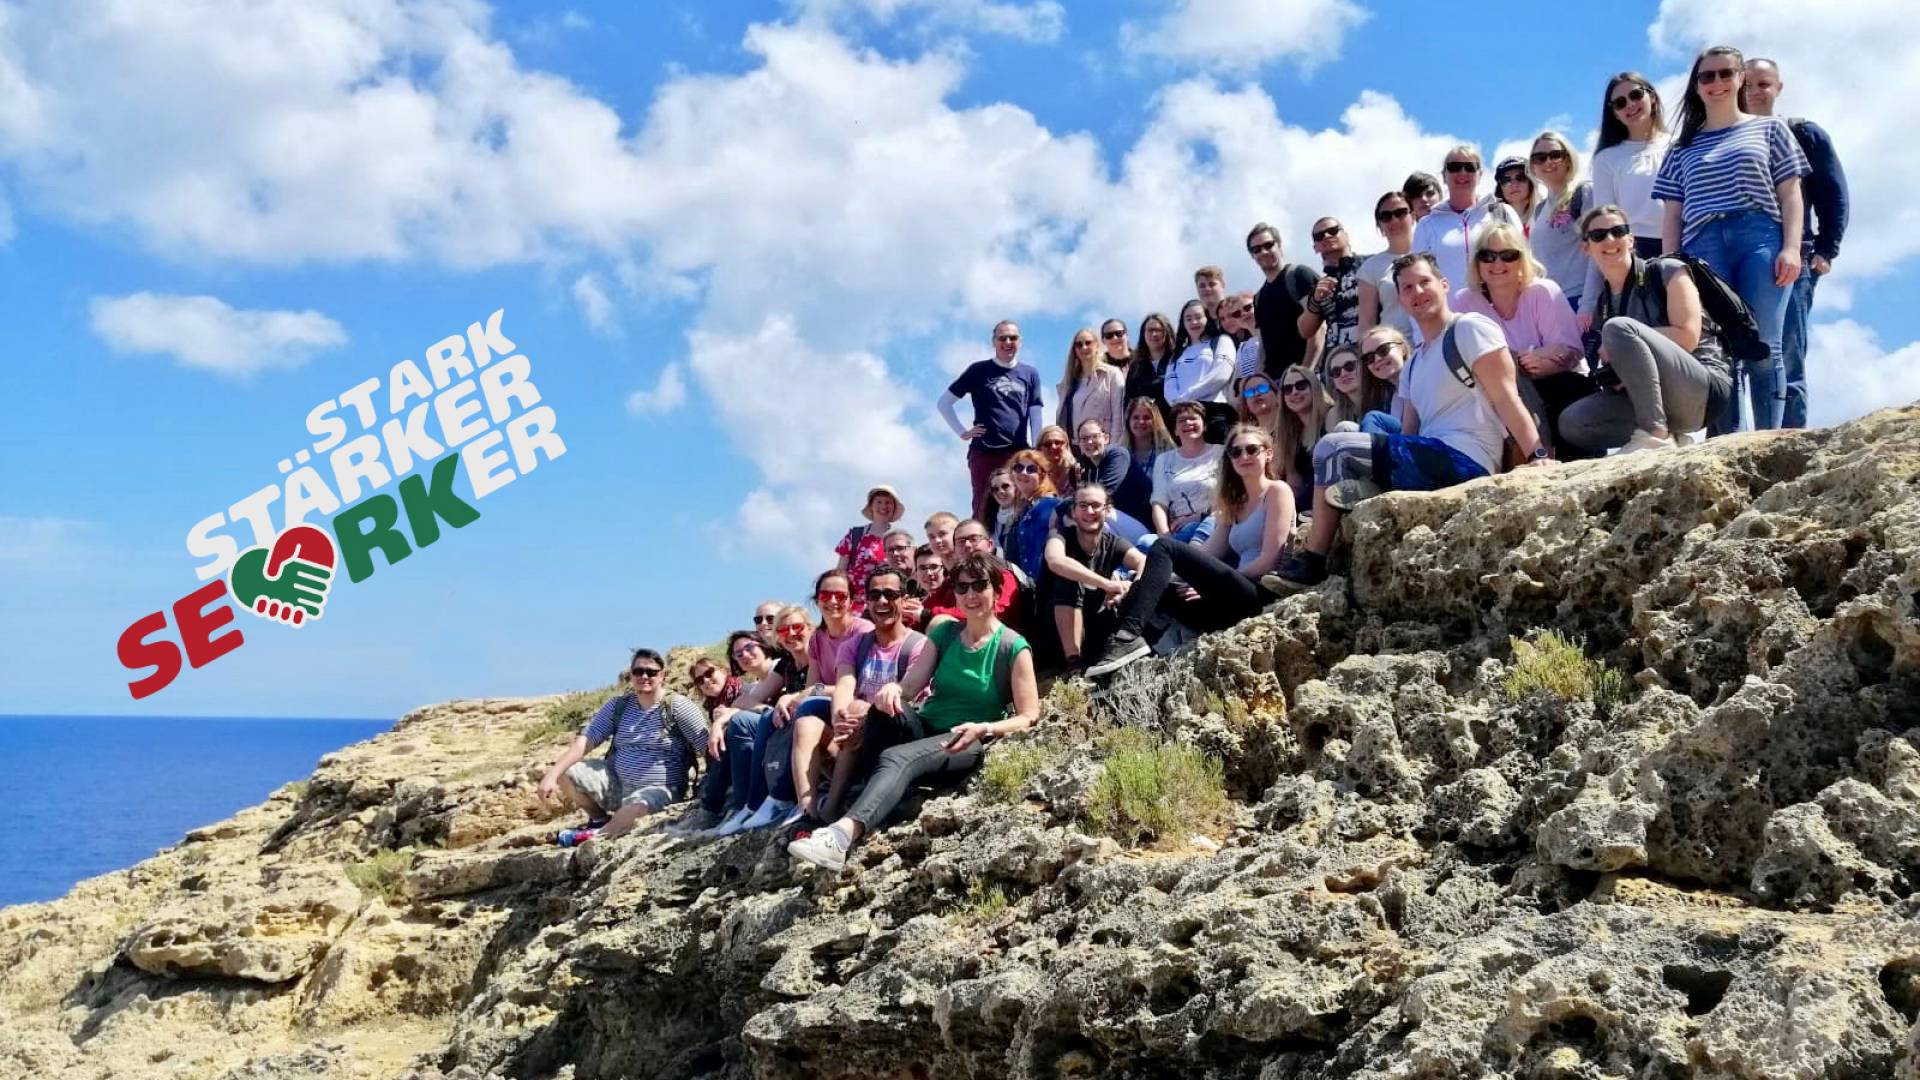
[1652,117,1809,244]
[581,692,708,794]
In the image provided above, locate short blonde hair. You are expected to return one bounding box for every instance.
[1465,222,1546,296]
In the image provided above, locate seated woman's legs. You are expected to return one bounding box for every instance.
[1602,317,1719,438]
[840,708,989,841]
[1111,537,1268,642]
[722,708,767,815]
[1359,409,1402,436]
[789,696,834,815]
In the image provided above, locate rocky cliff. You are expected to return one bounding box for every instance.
[3,406,1916,1080]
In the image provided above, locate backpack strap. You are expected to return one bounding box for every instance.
[850,630,875,688]
[1439,318,1476,389]
[990,625,1021,712]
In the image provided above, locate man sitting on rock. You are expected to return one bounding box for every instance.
[538,648,709,846]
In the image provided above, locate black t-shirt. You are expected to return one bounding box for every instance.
[1060,527,1130,578]
[771,651,806,695]
[1255,264,1324,379]
[948,359,1043,451]
[1318,254,1367,349]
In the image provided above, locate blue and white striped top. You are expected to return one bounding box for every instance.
[581,692,707,794]
[1652,117,1808,245]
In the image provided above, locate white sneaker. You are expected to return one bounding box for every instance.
[709,806,756,837]
[740,798,794,831]
[787,826,852,872]
[1620,428,1676,454]
[1674,430,1698,447]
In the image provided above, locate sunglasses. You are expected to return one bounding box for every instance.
[996,333,1021,343]
[817,590,849,603]
[1496,171,1527,186]
[1363,342,1400,364]
[1444,161,1479,174]
[866,587,905,602]
[692,667,720,681]
[733,641,764,656]
[1281,380,1311,394]
[1328,360,1360,377]
[1010,463,1040,474]
[1040,440,1068,450]
[1696,66,1739,85]
[1227,443,1267,459]
[951,577,993,595]
[753,614,777,624]
[1242,383,1273,398]
[991,483,1014,493]
[1311,225,1342,242]
[1529,149,1567,165]
[1585,223,1633,243]
[1475,249,1523,264]
[1230,305,1255,318]
[1609,86,1648,112]
[777,623,809,638]
[1375,206,1411,223]
[1247,239,1278,254]
[1101,329,1127,339]
[630,666,663,678]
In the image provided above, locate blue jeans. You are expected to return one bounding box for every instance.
[1134,515,1213,553]
[1781,262,1817,429]
[1685,210,1788,433]
[1359,410,1402,436]
[705,705,784,814]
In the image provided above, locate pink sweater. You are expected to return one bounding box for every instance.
[1452,279,1586,374]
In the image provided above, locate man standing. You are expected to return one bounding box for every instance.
[1744,57,1849,429]
[1299,217,1366,358]
[939,321,1044,523]
[1194,266,1229,320]
[1248,222,1325,382]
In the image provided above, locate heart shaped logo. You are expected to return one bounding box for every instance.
[228,525,337,627]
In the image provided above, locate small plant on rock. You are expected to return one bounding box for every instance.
[977,742,1058,804]
[522,684,620,746]
[344,847,417,905]
[956,877,1010,925]
[1503,630,1630,712]
[1087,727,1230,848]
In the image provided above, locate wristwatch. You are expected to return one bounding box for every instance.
[1529,446,1550,462]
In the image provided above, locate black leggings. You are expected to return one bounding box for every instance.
[845,706,988,829]
[1115,538,1276,639]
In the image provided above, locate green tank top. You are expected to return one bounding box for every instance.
[918,619,1028,733]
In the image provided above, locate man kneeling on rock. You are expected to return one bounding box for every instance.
[538,648,709,846]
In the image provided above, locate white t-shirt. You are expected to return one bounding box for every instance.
[1358,250,1415,339]
[1411,199,1522,297]
[1151,443,1222,526]
[1164,336,1235,404]
[1404,313,1510,476]
[1591,133,1674,239]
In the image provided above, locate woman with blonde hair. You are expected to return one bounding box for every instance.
[1056,328,1127,443]
[1453,223,1587,456]
[1356,325,1408,436]
[1086,423,1294,676]
[1526,131,1595,309]
[1274,363,1331,507]
[1322,342,1367,427]
[1034,424,1074,495]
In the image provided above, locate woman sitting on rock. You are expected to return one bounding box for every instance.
[1323,342,1368,427]
[1274,364,1332,509]
[785,570,874,828]
[1000,449,1064,586]
[689,655,742,827]
[540,648,709,846]
[708,606,815,835]
[1357,325,1408,436]
[787,553,1039,873]
[1451,222,1589,457]
[1148,401,1222,547]
[1558,205,1733,454]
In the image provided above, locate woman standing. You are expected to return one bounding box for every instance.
[1100,318,1133,382]
[1410,146,1522,290]
[1086,424,1295,676]
[1653,45,1808,433]
[1275,363,1332,507]
[1590,71,1672,264]
[1127,313,1178,421]
[1358,191,1417,337]
[1493,156,1542,235]
[1527,132,1595,309]
[1454,224,1589,457]
[1057,328,1127,442]
[786,554,1038,873]
[1149,402,1222,546]
[1121,397,1173,519]
[1165,298,1236,443]
[986,467,1021,556]
[835,486,905,615]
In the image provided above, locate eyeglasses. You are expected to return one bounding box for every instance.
[1281,380,1311,394]
[630,666,663,678]
[1529,149,1567,165]
[1444,161,1479,174]
[1609,86,1648,112]
[1311,225,1342,242]
[1584,223,1633,243]
[1328,360,1360,376]
[1242,383,1273,398]
[1101,329,1127,339]
[951,577,992,595]
[1247,239,1277,254]
[753,614,777,625]
[1475,249,1523,264]
[1226,443,1267,459]
[1073,500,1107,512]
[1375,206,1411,223]
[1696,66,1738,85]
[866,587,905,602]
[816,590,849,603]
[1010,463,1039,474]
[996,333,1021,343]
[955,532,988,547]
[776,623,809,638]
[1363,343,1400,364]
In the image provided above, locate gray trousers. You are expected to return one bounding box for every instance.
[1559,318,1726,451]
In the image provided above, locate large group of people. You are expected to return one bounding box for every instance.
[539,50,1848,873]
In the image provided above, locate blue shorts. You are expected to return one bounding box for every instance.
[1377,434,1489,491]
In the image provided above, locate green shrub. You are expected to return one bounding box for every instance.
[1047,678,1091,724]
[957,876,1009,925]
[1503,630,1630,712]
[1087,728,1230,847]
[522,684,620,746]
[977,743,1058,804]
[344,847,416,904]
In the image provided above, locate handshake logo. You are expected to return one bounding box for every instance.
[229,525,337,627]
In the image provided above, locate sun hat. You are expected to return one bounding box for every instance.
[863,485,904,521]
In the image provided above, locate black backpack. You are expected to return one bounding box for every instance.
[1663,253,1769,362]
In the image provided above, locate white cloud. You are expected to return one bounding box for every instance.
[88,292,347,377]
[1804,319,1920,429]
[794,0,1066,42]
[571,272,616,334]
[1119,0,1369,76]
[625,362,688,417]
[0,516,92,563]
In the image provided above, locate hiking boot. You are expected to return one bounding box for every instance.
[1085,632,1151,677]
[1326,478,1383,511]
[1261,552,1327,595]
[787,825,852,872]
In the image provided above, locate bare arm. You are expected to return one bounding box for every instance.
[1044,533,1114,590]
[1471,347,1547,461]
[896,619,945,702]
[1239,483,1293,579]
[1657,268,1703,353]
[1661,201,1683,257]
[1774,176,1804,286]
[1001,648,1041,732]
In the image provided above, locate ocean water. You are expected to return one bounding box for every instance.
[0,715,391,908]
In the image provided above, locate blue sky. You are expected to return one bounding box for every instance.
[1,0,1911,718]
